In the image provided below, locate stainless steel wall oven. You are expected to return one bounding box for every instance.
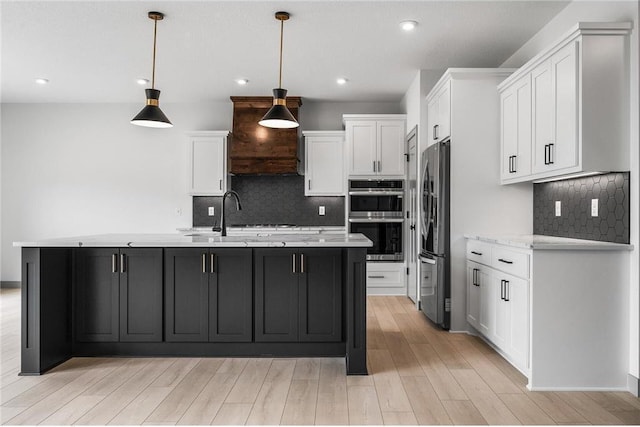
[348,179,404,261]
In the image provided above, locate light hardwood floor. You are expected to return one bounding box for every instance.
[1,287,640,425]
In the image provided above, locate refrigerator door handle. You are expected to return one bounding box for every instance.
[419,255,436,265]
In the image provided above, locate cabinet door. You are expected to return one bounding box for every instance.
[119,249,163,342]
[437,83,451,142]
[501,76,532,181]
[165,248,209,342]
[551,41,579,171]
[507,275,529,371]
[254,249,299,342]
[427,98,439,144]
[305,135,345,195]
[188,135,226,195]
[75,248,119,342]
[209,249,253,342]
[299,249,342,342]
[466,262,480,330]
[346,121,377,175]
[377,120,405,176]
[531,60,554,174]
[478,267,492,337]
[492,275,509,349]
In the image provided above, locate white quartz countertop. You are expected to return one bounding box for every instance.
[465,234,633,251]
[13,233,372,248]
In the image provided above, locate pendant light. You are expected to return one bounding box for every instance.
[259,11,299,129]
[131,11,172,128]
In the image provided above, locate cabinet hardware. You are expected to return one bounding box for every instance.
[112,254,117,273]
[301,254,304,273]
[219,179,222,190]
[202,253,206,273]
[544,144,548,165]
[498,258,513,265]
[471,251,482,256]
[308,180,311,190]
[548,143,554,164]
[210,254,215,273]
[509,155,517,173]
[500,279,505,300]
[512,155,517,173]
[120,254,125,274]
[377,160,381,172]
[292,253,296,273]
[472,268,478,286]
[372,161,376,173]
[368,275,385,279]
[504,280,510,301]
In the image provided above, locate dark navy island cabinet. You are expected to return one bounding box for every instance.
[255,248,342,343]
[164,248,253,343]
[20,245,367,376]
[75,248,163,343]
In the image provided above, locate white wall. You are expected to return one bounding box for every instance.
[0,99,401,282]
[501,0,640,384]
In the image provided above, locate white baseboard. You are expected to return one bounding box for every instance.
[366,287,406,296]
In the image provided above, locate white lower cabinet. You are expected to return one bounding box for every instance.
[466,236,630,390]
[366,262,405,295]
[466,241,530,374]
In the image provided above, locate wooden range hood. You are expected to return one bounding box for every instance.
[229,96,302,174]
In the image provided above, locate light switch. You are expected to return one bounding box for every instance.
[208,206,215,216]
[319,206,326,216]
[591,198,599,217]
[555,201,561,217]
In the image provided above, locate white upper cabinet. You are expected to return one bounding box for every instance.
[499,22,632,184]
[427,82,451,144]
[500,74,532,181]
[344,115,406,177]
[187,131,229,196]
[303,131,345,196]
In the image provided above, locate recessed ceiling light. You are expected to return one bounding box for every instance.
[136,78,150,85]
[35,78,49,85]
[336,77,348,85]
[236,79,249,86]
[400,20,418,31]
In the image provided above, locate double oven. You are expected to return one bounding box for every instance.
[348,179,404,261]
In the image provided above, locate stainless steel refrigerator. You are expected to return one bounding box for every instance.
[419,139,450,329]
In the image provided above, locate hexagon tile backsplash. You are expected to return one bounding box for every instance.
[533,172,630,244]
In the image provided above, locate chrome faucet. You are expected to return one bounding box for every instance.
[220,190,242,237]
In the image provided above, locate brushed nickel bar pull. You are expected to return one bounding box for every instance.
[202,253,206,273]
[219,179,222,190]
[368,275,385,279]
[301,254,304,273]
[377,160,381,173]
[112,254,117,273]
[292,253,296,273]
[373,161,376,173]
[120,254,125,273]
[210,253,215,273]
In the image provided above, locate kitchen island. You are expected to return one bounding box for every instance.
[14,233,371,376]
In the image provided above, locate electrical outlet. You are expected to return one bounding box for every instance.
[591,198,599,217]
[319,206,326,216]
[555,201,561,217]
[208,206,215,216]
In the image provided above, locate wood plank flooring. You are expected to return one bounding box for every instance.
[1,288,640,425]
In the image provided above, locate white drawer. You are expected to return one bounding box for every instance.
[467,240,492,266]
[491,247,530,279]
[366,263,404,288]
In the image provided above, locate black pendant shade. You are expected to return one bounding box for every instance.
[131,89,172,128]
[131,11,173,128]
[259,11,299,129]
[259,88,299,129]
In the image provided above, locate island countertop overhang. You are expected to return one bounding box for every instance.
[13,233,373,248]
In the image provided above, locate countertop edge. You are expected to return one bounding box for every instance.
[464,234,634,251]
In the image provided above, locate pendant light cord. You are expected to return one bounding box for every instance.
[151,16,158,89]
[278,17,284,89]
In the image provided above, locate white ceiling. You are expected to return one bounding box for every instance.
[1,0,571,104]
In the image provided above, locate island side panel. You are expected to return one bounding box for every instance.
[21,248,72,375]
[345,247,368,375]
